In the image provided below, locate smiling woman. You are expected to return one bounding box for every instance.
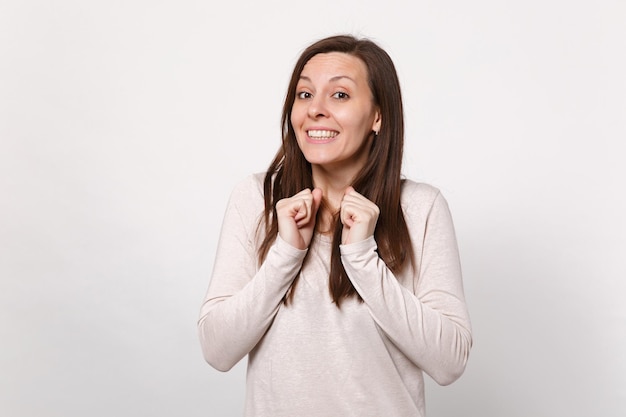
[291,52,381,179]
[198,34,472,417]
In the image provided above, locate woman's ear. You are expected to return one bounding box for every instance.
[372,109,382,135]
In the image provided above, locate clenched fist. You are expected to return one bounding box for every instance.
[340,186,380,245]
[276,188,323,250]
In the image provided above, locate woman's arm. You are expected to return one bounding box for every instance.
[340,188,472,385]
[198,176,307,371]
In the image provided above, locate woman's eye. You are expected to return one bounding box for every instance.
[332,92,349,99]
[297,91,312,99]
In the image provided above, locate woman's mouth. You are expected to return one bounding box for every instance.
[307,130,338,141]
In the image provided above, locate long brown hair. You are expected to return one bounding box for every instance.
[258,35,414,306]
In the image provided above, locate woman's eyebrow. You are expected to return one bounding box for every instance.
[298,75,356,83]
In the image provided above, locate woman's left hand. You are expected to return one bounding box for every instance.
[340,186,380,245]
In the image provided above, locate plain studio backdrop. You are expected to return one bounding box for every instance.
[1,1,624,416]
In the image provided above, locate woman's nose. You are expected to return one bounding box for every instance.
[308,96,328,118]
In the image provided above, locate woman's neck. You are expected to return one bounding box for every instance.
[311,164,358,210]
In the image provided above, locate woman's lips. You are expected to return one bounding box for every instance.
[306,129,338,143]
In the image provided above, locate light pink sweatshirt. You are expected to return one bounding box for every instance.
[199,173,472,417]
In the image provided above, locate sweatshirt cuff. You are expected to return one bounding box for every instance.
[339,235,378,257]
[273,234,309,260]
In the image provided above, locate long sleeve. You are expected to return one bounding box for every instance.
[340,186,472,386]
[198,175,307,371]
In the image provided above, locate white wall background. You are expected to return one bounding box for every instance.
[1,1,624,416]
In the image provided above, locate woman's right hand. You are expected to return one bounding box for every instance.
[276,188,323,250]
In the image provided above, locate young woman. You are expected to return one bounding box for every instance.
[198,35,472,417]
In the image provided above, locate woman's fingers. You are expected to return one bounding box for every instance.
[310,188,323,221]
[276,188,322,249]
[340,187,380,245]
[277,186,378,247]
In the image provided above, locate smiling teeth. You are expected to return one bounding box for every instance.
[308,130,338,138]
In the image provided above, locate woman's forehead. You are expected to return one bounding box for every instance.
[300,52,368,82]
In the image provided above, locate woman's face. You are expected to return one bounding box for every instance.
[290,52,381,176]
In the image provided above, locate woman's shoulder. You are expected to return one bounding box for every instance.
[400,178,452,216]
[401,178,441,202]
[229,172,266,199]
[224,172,267,217]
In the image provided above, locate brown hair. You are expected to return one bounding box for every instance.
[258,35,414,306]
